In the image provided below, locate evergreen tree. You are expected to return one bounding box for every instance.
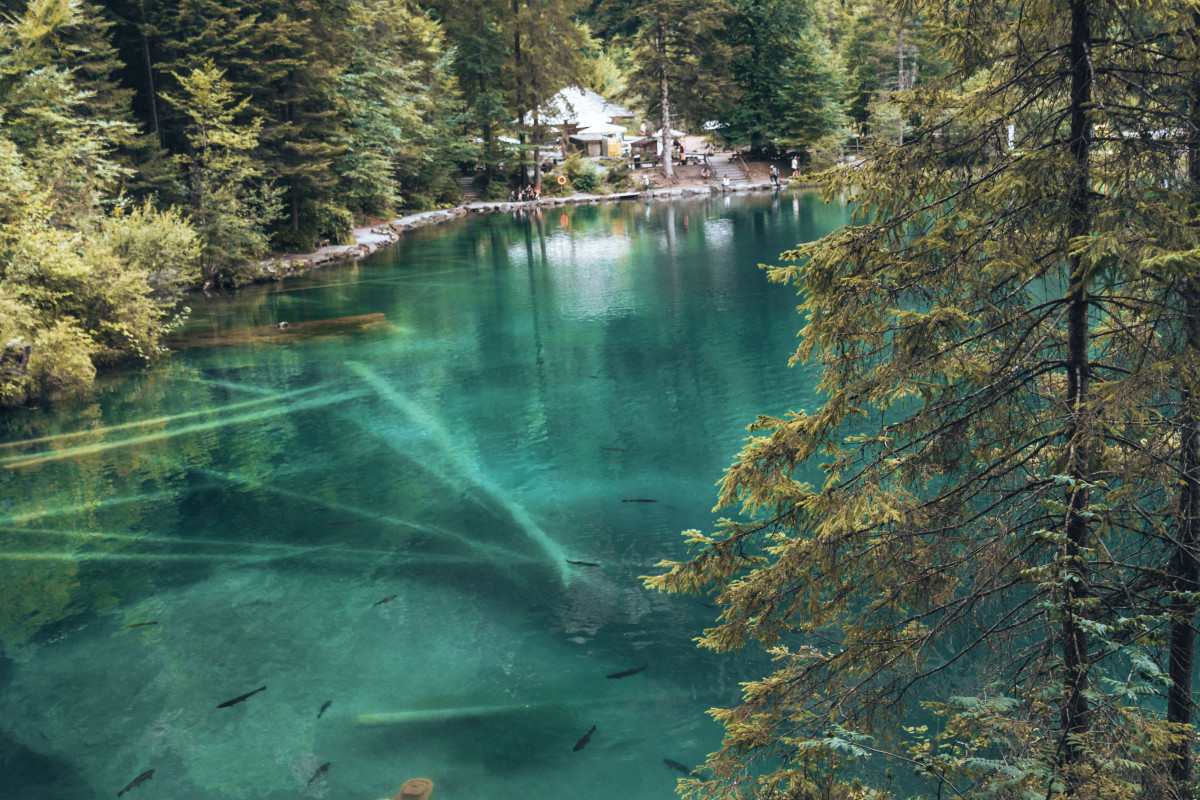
[647,1,1200,797]
[508,0,590,189]
[244,0,346,247]
[621,0,736,179]
[166,60,280,285]
[337,0,467,212]
[720,0,843,157]
[433,0,511,191]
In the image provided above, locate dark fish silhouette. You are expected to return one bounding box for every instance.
[573,725,596,751]
[318,700,332,718]
[373,595,397,607]
[606,663,647,679]
[126,621,158,628]
[117,769,154,796]
[621,499,658,503]
[217,685,266,708]
[567,560,601,567]
[307,762,331,786]
[664,759,694,775]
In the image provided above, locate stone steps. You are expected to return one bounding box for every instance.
[710,161,748,184]
[459,174,480,203]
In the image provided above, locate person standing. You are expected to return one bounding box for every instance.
[790,155,799,176]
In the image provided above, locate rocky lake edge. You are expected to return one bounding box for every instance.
[245,175,818,286]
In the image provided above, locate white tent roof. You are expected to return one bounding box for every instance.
[576,121,626,136]
[519,87,635,127]
[652,128,688,138]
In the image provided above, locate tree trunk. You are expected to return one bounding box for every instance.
[137,0,159,146]
[533,110,542,191]
[897,25,904,145]
[657,20,674,180]
[513,0,526,186]
[1169,285,1200,794]
[480,74,493,184]
[1060,0,1094,782]
[1167,13,1200,790]
[290,179,300,234]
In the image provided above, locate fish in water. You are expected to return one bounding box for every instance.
[664,759,694,775]
[573,725,596,752]
[217,685,266,708]
[606,663,647,679]
[126,621,158,628]
[621,499,658,503]
[372,595,397,607]
[329,518,364,526]
[307,762,331,786]
[566,560,601,567]
[117,769,154,797]
[318,700,332,718]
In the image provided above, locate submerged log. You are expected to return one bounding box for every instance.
[169,313,391,348]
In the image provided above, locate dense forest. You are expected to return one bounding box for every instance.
[0,0,912,406]
[3,0,1200,797]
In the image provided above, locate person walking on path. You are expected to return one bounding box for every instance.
[769,164,780,188]
[790,156,799,177]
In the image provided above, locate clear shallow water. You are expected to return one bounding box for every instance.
[0,191,850,800]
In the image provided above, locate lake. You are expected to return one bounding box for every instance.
[0,190,850,800]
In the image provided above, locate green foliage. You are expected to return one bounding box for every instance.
[619,0,737,178]
[602,159,633,191]
[99,200,201,300]
[647,0,1200,797]
[573,168,600,193]
[560,151,592,184]
[0,0,192,405]
[166,60,280,286]
[719,0,845,154]
[23,319,97,402]
[272,199,354,252]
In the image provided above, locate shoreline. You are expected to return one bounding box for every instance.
[244,177,817,286]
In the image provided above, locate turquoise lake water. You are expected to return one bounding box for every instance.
[0,191,850,800]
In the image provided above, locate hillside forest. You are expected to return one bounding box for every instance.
[0,0,909,406]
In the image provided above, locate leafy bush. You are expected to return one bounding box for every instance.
[560,151,603,193]
[603,160,634,191]
[25,321,97,402]
[100,201,201,299]
[573,169,600,193]
[561,152,590,184]
[482,179,510,201]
